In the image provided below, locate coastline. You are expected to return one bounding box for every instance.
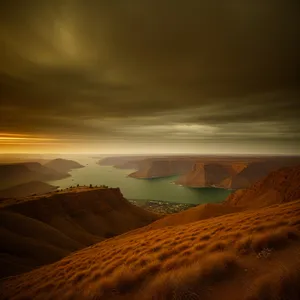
[128,198,197,215]
[127,174,179,180]
[173,182,235,191]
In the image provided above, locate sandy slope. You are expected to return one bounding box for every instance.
[1,199,300,300]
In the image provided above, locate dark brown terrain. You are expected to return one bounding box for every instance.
[0,165,300,299]
[225,164,300,208]
[0,187,159,279]
[0,181,58,198]
[0,162,69,189]
[0,158,84,192]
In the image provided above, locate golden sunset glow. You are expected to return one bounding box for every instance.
[0,133,58,143]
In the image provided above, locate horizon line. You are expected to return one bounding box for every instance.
[1,152,300,156]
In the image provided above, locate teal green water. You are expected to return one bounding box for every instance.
[48,158,233,205]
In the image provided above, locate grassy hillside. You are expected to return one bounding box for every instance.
[0,187,159,278]
[1,199,300,299]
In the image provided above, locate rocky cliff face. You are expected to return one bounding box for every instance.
[128,158,196,178]
[176,158,300,189]
[175,162,247,188]
[225,164,300,208]
[174,162,206,186]
[0,188,159,278]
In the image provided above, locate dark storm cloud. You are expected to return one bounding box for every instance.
[182,93,300,125]
[0,0,300,151]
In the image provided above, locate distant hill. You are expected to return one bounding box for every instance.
[44,158,84,173]
[0,187,159,278]
[0,181,58,198]
[0,162,69,189]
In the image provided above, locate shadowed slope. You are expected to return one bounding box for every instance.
[1,199,300,300]
[0,181,58,198]
[0,162,69,189]
[226,164,300,208]
[0,211,84,278]
[0,188,159,278]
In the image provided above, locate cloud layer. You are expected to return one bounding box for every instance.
[0,1,299,153]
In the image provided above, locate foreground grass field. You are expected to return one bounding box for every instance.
[1,198,300,300]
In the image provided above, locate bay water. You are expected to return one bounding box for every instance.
[48,158,233,205]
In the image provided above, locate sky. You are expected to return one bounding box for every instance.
[0,1,300,154]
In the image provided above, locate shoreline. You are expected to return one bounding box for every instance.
[128,198,197,215]
[127,174,179,180]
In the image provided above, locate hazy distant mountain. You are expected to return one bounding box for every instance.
[0,181,58,198]
[0,162,69,189]
[44,158,84,173]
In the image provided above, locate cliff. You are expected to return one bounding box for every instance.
[126,156,260,181]
[176,157,300,189]
[225,164,300,208]
[175,162,247,187]
[44,158,84,173]
[128,158,196,178]
[0,188,159,278]
[0,181,58,198]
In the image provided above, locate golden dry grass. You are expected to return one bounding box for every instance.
[1,198,300,300]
